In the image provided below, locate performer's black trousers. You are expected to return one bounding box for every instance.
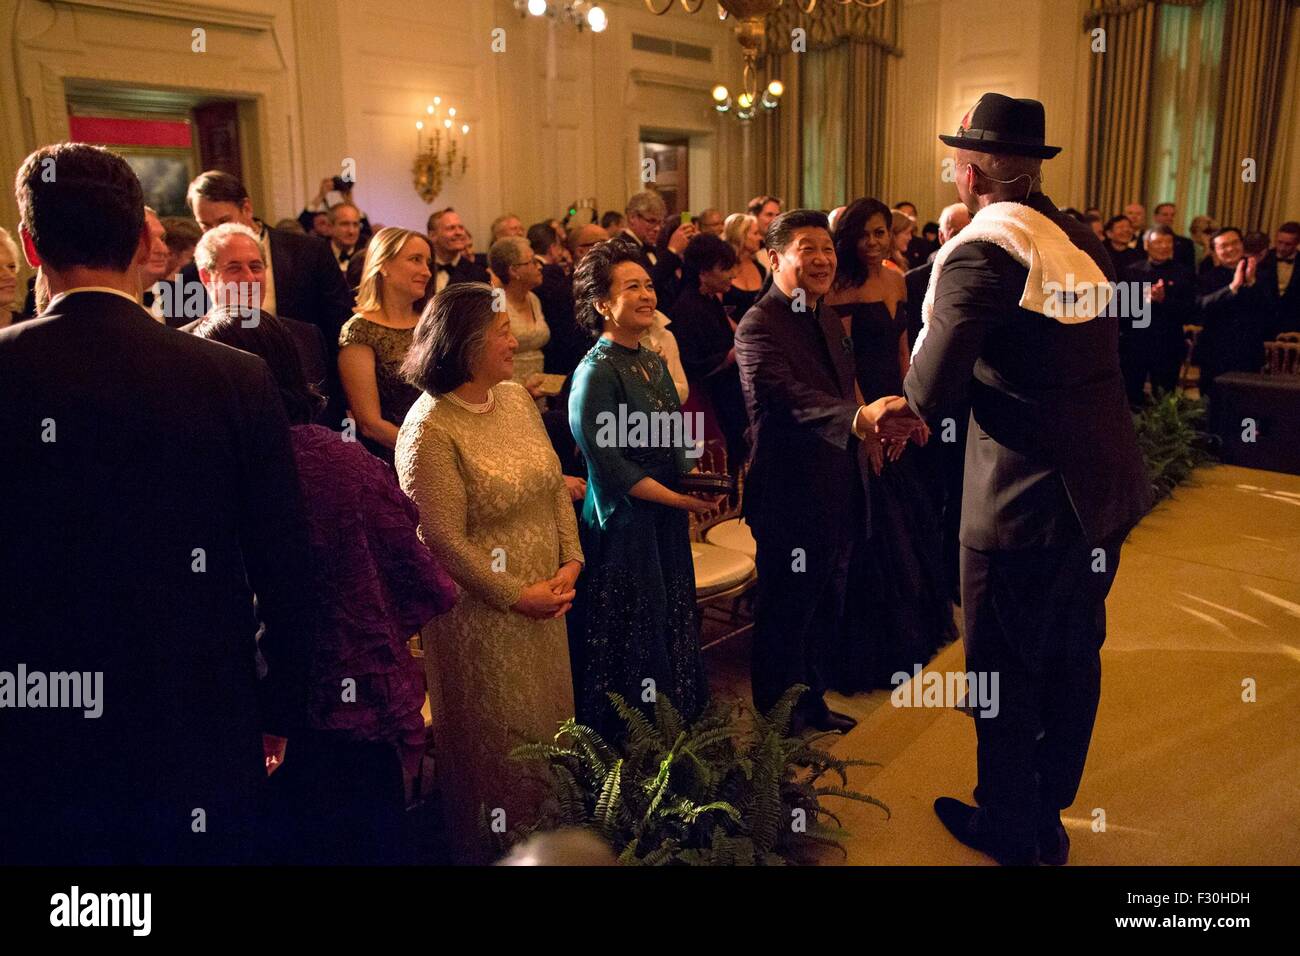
[750,479,863,720]
[960,528,1127,844]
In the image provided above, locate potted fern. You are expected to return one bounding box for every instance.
[507,685,887,865]
[1132,390,1217,504]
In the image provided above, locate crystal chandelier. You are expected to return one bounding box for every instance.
[412,98,470,204]
[515,0,609,32]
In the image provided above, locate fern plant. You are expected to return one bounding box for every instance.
[1132,390,1217,504]
[508,685,888,865]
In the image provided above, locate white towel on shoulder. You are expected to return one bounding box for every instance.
[913,201,1113,357]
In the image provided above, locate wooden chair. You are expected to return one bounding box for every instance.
[687,442,757,651]
[1263,339,1300,376]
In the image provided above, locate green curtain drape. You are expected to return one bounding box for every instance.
[754,51,803,208]
[1087,0,1299,228]
[1207,0,1298,231]
[1142,0,1225,231]
[1086,0,1161,216]
[754,1,899,210]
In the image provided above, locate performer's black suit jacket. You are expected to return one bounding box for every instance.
[0,291,318,864]
[904,193,1151,550]
[735,284,871,544]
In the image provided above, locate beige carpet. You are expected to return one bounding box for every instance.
[819,464,1300,865]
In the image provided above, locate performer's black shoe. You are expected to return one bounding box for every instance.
[933,797,1038,866]
[792,709,858,735]
[1038,820,1070,866]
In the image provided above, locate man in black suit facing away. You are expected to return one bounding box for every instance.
[735,210,912,735]
[179,170,353,425]
[888,94,1151,864]
[0,144,318,864]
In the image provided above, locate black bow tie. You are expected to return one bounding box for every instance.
[436,262,454,274]
[338,250,351,264]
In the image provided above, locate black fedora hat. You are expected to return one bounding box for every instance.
[939,92,1061,159]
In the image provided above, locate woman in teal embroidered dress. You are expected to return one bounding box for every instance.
[568,238,713,738]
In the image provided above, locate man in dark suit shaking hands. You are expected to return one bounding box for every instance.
[887,94,1151,864]
[735,210,914,736]
[1,144,318,864]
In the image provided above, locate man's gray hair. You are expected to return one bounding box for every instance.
[938,202,971,242]
[194,222,261,273]
[328,202,360,223]
[1144,224,1174,244]
[625,190,667,220]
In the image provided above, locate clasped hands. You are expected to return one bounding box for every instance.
[856,395,929,475]
[512,559,582,620]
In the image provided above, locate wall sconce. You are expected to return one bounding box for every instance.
[412,97,470,203]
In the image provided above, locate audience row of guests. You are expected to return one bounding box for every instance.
[11,139,1287,870]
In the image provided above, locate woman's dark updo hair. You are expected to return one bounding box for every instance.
[681,233,738,293]
[190,308,325,425]
[832,197,893,289]
[571,236,649,334]
[402,281,497,395]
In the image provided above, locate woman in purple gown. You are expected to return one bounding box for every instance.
[193,306,457,864]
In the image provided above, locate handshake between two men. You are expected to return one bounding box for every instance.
[854,395,930,475]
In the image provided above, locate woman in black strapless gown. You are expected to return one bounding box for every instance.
[825,198,956,691]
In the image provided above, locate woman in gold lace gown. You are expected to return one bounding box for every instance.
[396,283,583,865]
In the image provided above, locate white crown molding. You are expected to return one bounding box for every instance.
[628,67,715,94]
[49,0,274,34]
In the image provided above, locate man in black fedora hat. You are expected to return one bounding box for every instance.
[878,92,1151,864]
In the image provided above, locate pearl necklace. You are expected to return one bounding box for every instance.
[444,388,495,414]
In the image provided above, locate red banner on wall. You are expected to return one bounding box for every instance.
[68,116,193,149]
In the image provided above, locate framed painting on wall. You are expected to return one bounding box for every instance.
[119,149,195,218]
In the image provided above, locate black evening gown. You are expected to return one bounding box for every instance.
[829,300,957,691]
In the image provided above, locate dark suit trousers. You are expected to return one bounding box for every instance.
[960,527,1126,841]
[750,479,863,719]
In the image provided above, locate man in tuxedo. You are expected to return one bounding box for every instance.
[1103,215,1143,273]
[491,213,525,241]
[1195,227,1269,399]
[1124,203,1147,247]
[330,201,366,287]
[180,170,352,424]
[891,93,1150,864]
[181,223,329,414]
[1,144,317,864]
[621,190,695,308]
[1151,202,1197,273]
[1257,220,1299,335]
[747,195,782,275]
[138,206,171,321]
[905,202,971,348]
[735,209,908,735]
[425,206,490,295]
[1120,225,1197,404]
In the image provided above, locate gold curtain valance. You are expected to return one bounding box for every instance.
[762,1,902,57]
[1082,0,1295,30]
